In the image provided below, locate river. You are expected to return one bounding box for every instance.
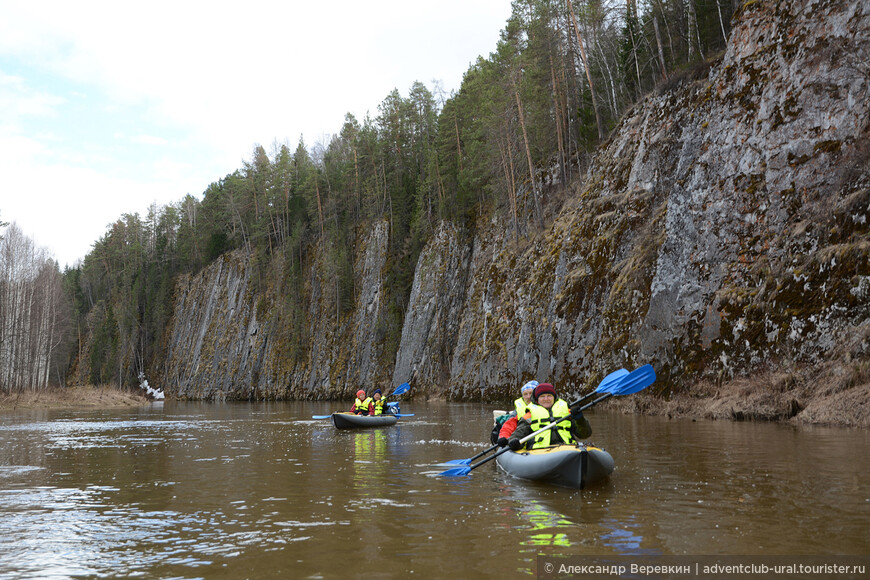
[0,400,867,579]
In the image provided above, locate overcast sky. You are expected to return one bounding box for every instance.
[0,1,512,268]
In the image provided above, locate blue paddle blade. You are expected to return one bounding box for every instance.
[392,382,411,396]
[394,413,415,417]
[312,415,332,419]
[596,368,629,392]
[440,466,471,477]
[443,458,471,465]
[613,364,656,395]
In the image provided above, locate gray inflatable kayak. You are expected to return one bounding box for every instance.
[496,444,614,488]
[331,412,398,430]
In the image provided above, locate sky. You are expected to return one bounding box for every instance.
[0,1,513,269]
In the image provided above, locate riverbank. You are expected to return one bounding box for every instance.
[2,367,866,428]
[0,386,149,411]
[610,366,870,428]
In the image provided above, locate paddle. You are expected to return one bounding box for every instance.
[388,382,411,398]
[442,368,629,466]
[439,364,656,477]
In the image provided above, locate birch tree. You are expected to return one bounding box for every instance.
[0,223,68,392]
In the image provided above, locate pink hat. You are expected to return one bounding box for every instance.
[356,390,366,398]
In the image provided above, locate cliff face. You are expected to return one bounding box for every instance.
[162,222,393,400]
[163,252,263,400]
[393,0,869,420]
[160,0,869,422]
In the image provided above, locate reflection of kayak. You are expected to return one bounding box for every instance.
[331,412,398,430]
[495,444,614,489]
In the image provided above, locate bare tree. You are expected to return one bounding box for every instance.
[0,223,68,393]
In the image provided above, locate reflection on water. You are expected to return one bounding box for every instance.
[600,516,649,554]
[0,401,868,578]
[518,499,573,548]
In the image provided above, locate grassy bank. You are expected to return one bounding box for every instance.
[0,386,149,411]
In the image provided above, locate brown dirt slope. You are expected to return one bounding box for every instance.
[0,386,149,411]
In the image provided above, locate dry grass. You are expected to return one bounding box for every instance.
[0,386,148,411]
[610,367,870,428]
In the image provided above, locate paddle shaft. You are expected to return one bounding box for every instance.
[464,444,499,464]
[566,389,601,410]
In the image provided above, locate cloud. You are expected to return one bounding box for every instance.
[0,0,512,268]
[3,159,182,268]
[125,134,169,146]
[0,71,65,122]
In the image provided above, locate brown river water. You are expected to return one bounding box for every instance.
[0,400,867,579]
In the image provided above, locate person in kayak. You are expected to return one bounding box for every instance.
[506,383,591,450]
[494,380,539,446]
[515,380,537,416]
[371,389,385,415]
[351,390,373,415]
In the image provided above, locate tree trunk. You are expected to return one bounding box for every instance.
[454,112,463,171]
[716,0,728,43]
[627,0,643,97]
[353,146,361,221]
[653,14,669,80]
[594,31,619,116]
[566,0,606,141]
[514,78,543,228]
[314,176,325,238]
[654,0,675,66]
[687,0,704,61]
[549,56,567,184]
[498,134,519,242]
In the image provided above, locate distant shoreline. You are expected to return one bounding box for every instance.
[2,379,865,429]
[0,386,149,411]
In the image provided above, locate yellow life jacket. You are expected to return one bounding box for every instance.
[527,400,574,448]
[514,397,533,417]
[353,397,373,414]
[372,399,385,415]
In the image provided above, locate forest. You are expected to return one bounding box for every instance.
[0,0,740,393]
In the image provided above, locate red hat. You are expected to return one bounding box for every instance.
[356,390,366,398]
[533,383,557,403]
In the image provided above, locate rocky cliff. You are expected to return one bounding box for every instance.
[392,0,869,422]
[163,222,394,400]
[161,0,869,424]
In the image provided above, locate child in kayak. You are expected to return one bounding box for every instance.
[371,389,385,415]
[351,390,373,415]
[506,383,591,450]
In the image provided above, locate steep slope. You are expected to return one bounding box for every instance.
[394,0,869,423]
[162,223,394,400]
[159,0,869,425]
